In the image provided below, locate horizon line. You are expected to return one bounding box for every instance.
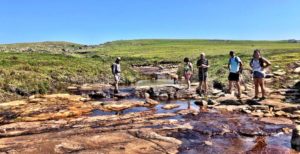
[0,38,299,46]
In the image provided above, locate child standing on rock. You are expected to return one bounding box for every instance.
[183,57,193,90]
[250,49,271,100]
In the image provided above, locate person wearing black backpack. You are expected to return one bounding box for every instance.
[250,49,271,100]
[228,51,243,98]
[111,57,121,93]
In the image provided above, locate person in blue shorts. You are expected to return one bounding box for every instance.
[250,49,271,100]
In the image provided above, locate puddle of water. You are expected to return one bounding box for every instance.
[90,98,201,118]
[90,109,115,116]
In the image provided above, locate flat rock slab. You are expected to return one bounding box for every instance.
[162,104,180,110]
[260,117,294,125]
[114,92,133,98]
[0,94,93,124]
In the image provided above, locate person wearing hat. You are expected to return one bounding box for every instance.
[227,51,243,98]
[112,57,121,93]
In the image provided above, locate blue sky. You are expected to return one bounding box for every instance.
[0,0,300,44]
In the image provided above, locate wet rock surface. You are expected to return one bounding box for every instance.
[1,63,300,153]
[0,91,299,153]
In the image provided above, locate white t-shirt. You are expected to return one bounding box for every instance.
[252,59,263,72]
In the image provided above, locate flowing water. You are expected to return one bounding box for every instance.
[86,78,299,153]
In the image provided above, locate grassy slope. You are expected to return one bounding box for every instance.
[95,39,300,80]
[0,40,299,101]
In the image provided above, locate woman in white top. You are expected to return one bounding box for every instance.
[250,49,271,100]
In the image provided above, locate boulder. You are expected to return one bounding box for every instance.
[175,89,194,99]
[207,99,218,105]
[159,93,169,101]
[204,141,213,146]
[194,100,208,106]
[213,80,225,90]
[291,125,300,151]
[99,100,145,112]
[145,98,160,106]
[216,94,242,105]
[114,92,132,99]
[294,67,300,74]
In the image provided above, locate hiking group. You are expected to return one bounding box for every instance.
[112,49,271,100]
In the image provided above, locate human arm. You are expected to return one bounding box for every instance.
[262,57,271,69]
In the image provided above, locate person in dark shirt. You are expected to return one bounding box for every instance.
[111,57,121,93]
[196,53,209,96]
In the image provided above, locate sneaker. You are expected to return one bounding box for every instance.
[253,96,259,100]
[260,97,266,100]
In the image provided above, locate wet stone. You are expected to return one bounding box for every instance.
[162,104,180,110]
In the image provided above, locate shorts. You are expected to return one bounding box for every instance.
[184,72,192,80]
[114,73,121,82]
[198,72,208,81]
[253,71,265,78]
[228,72,240,81]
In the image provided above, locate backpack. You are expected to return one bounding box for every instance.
[111,63,116,74]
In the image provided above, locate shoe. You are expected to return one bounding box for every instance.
[253,96,259,100]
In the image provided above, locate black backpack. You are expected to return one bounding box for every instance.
[111,63,115,74]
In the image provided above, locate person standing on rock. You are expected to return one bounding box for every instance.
[112,57,121,93]
[228,51,243,98]
[196,53,209,96]
[183,57,193,90]
[250,49,271,100]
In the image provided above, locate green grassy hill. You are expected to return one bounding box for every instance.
[0,39,299,102]
[95,39,300,61]
[0,41,86,53]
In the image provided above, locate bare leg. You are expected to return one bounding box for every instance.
[199,81,203,92]
[228,81,233,95]
[187,79,191,90]
[203,80,207,95]
[236,81,241,98]
[115,80,119,92]
[254,78,259,98]
[259,78,265,98]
